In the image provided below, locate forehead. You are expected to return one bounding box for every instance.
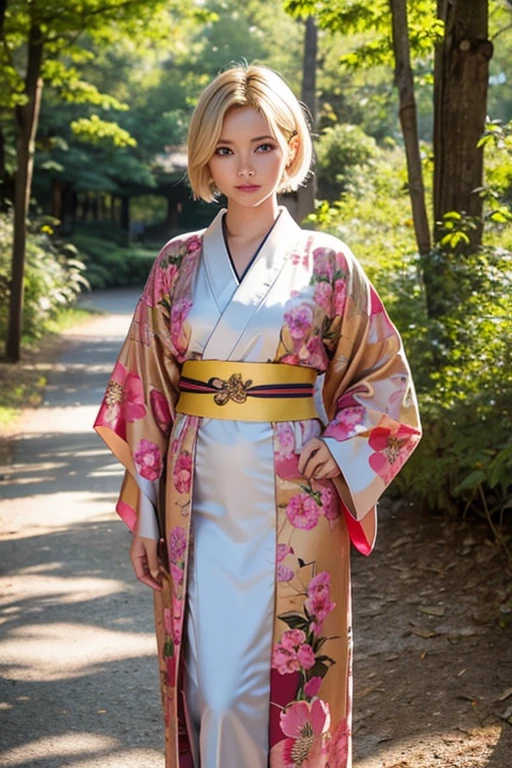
[220,105,275,136]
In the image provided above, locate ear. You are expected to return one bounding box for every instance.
[287,134,300,167]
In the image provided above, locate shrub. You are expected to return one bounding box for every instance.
[315,123,379,202]
[70,229,155,289]
[308,149,512,541]
[0,212,89,353]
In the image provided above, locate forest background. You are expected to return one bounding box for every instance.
[0,0,511,558]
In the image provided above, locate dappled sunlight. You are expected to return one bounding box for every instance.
[355,725,503,767]
[0,733,117,767]
[0,572,126,606]
[0,622,156,682]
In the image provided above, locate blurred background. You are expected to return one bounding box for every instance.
[0,2,511,767]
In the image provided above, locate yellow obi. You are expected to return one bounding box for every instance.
[176,360,318,422]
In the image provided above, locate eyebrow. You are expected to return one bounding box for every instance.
[215,135,276,145]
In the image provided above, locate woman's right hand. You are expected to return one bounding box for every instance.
[129,534,163,591]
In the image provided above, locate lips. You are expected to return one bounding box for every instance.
[235,185,261,191]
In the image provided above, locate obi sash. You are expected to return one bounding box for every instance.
[176,361,318,422]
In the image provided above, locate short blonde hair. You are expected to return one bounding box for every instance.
[187,63,313,203]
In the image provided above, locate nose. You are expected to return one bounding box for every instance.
[238,159,255,177]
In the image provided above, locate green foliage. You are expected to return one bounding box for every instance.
[0,212,89,353]
[315,123,378,201]
[70,224,155,289]
[308,146,512,537]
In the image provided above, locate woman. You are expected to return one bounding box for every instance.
[94,63,421,768]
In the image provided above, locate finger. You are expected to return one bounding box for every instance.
[131,554,162,591]
[305,456,329,480]
[136,572,163,591]
[298,441,322,475]
[130,542,162,591]
[141,538,160,582]
[312,462,340,480]
[298,440,322,475]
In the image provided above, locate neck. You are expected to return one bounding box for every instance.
[224,197,281,242]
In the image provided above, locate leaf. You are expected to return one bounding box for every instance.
[277,612,310,632]
[453,469,486,495]
[163,638,174,658]
[308,661,329,679]
[418,605,445,617]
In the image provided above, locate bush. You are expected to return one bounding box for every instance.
[315,123,379,202]
[70,229,155,290]
[0,212,89,352]
[308,149,512,539]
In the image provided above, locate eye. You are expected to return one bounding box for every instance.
[214,147,233,156]
[256,143,275,152]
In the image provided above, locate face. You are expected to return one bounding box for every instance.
[207,105,298,208]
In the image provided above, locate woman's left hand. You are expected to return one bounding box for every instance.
[298,438,340,481]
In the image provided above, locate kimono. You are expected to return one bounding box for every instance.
[94,204,421,768]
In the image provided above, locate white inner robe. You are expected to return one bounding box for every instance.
[181,206,304,767]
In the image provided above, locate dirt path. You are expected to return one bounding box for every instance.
[0,291,510,767]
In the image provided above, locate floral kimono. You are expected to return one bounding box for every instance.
[94,204,421,768]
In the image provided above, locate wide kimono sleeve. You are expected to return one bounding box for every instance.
[93,243,181,536]
[321,246,422,555]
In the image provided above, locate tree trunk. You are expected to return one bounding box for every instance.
[296,15,317,224]
[434,0,493,248]
[389,0,435,315]
[6,23,44,362]
[52,178,62,220]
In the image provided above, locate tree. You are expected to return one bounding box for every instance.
[433,0,494,248]
[0,0,194,362]
[297,15,318,223]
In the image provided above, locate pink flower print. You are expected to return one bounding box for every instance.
[150,388,172,436]
[124,373,146,422]
[275,423,299,479]
[275,424,295,459]
[272,630,317,676]
[272,698,331,768]
[313,281,333,316]
[277,564,294,582]
[335,249,348,274]
[280,629,307,652]
[284,303,314,342]
[170,526,187,562]
[368,423,418,484]
[333,279,347,316]
[297,643,316,670]
[317,483,340,529]
[277,543,295,583]
[305,336,328,370]
[164,607,173,636]
[277,543,294,562]
[305,573,336,635]
[280,354,301,365]
[323,406,366,442]
[272,647,301,675]
[186,234,202,254]
[308,572,331,601]
[313,247,335,281]
[172,597,183,644]
[171,297,192,357]
[173,451,192,494]
[171,563,183,585]
[327,717,350,767]
[304,676,322,699]
[134,439,162,481]
[96,362,147,438]
[286,493,320,531]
